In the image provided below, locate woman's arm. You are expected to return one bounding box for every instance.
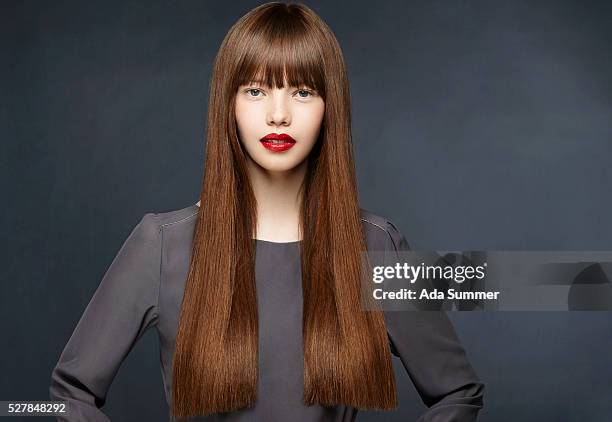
[49,213,162,422]
[382,220,485,421]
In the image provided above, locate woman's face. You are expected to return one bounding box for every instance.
[235,77,325,173]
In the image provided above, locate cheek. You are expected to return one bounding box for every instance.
[235,100,260,138]
[313,105,325,130]
[234,101,248,135]
[292,110,323,156]
[298,105,325,139]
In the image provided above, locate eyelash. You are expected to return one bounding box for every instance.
[244,88,315,99]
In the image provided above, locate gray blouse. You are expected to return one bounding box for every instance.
[49,203,485,421]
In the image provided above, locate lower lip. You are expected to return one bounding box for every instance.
[260,140,296,152]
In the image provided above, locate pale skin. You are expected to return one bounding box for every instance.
[223,76,325,242]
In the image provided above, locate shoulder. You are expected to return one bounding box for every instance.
[127,203,199,253]
[140,202,200,232]
[360,208,410,251]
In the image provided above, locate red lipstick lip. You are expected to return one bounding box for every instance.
[259,133,296,152]
[260,133,296,143]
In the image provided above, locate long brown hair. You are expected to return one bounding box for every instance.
[172,2,397,418]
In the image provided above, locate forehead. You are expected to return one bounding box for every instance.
[233,40,322,89]
[240,68,314,89]
[229,7,327,94]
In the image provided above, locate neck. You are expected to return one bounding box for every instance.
[246,156,306,242]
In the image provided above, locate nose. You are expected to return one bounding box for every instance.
[266,92,291,127]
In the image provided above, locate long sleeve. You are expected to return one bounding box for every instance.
[382,220,485,422]
[49,213,162,421]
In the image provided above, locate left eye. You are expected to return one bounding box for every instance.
[296,89,312,98]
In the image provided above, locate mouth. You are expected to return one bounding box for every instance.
[259,133,296,152]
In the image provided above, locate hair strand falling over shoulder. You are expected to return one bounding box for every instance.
[172,2,397,418]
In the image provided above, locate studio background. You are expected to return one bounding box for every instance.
[2,0,611,421]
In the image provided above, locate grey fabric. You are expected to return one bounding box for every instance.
[50,203,485,421]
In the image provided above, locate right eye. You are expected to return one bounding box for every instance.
[246,88,263,97]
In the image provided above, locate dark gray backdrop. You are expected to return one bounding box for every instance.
[2,0,611,421]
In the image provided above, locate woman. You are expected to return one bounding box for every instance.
[50,2,485,421]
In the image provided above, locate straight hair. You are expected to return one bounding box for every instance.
[172,2,397,418]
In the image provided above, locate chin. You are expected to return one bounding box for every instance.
[258,159,303,173]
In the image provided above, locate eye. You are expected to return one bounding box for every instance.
[295,89,314,99]
[246,88,263,97]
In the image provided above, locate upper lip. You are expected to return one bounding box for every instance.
[260,133,296,143]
